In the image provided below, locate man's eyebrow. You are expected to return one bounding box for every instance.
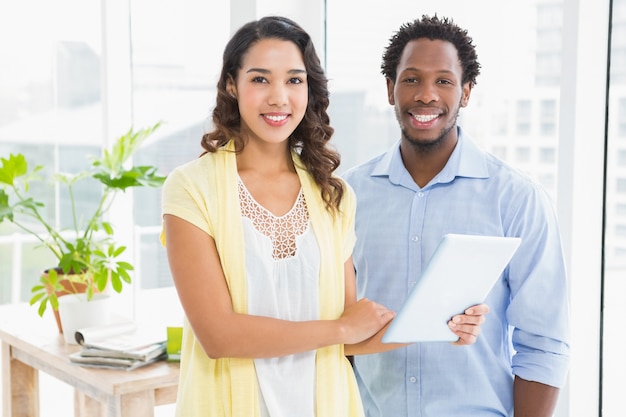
[402,67,456,75]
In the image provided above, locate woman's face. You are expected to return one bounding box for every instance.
[228,38,308,146]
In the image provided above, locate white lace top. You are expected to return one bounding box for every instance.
[238,178,321,417]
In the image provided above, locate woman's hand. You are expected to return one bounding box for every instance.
[448,303,489,346]
[338,298,395,345]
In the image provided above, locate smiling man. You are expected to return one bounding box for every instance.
[342,15,571,417]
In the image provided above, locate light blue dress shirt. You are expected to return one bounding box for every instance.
[343,127,570,417]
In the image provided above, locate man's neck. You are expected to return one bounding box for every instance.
[399,135,458,188]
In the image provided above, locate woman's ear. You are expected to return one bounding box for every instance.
[226,76,237,98]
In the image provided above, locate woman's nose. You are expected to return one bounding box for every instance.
[268,84,289,106]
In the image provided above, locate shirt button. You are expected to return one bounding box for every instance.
[411,236,419,242]
[417,192,424,197]
[409,377,417,383]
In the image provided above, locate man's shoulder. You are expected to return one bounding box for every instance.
[342,153,387,184]
[483,152,540,187]
[480,151,556,208]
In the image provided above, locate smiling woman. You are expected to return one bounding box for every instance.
[159,15,390,417]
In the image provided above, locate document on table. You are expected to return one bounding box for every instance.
[75,321,166,351]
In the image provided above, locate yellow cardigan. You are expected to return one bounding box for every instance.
[161,141,363,417]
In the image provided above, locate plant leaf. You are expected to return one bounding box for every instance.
[0,153,27,185]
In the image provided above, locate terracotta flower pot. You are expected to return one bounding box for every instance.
[41,268,90,334]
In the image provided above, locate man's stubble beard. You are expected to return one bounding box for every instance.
[396,102,461,154]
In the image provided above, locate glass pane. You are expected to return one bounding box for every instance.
[0,0,102,304]
[129,0,231,290]
[603,0,626,413]
[0,244,11,304]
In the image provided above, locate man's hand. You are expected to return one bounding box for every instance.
[448,303,489,346]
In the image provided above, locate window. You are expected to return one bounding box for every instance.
[604,2,626,414]
[515,146,532,163]
[0,0,231,305]
[619,98,626,137]
[539,147,556,163]
[611,2,626,83]
[516,100,532,135]
[128,0,231,290]
[0,0,103,303]
[540,99,557,136]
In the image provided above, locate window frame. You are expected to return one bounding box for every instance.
[555,0,609,415]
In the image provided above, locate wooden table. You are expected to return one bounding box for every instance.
[0,303,179,417]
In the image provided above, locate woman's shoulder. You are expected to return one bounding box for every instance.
[333,175,356,215]
[164,154,222,195]
[171,149,229,176]
[337,175,356,199]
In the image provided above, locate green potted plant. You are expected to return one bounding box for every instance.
[0,122,166,331]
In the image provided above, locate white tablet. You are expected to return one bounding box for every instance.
[381,233,521,343]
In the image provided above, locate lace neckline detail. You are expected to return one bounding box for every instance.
[238,178,309,259]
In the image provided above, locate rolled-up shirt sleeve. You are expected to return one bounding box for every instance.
[506,184,570,388]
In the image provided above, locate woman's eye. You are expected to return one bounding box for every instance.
[289,77,304,84]
[251,76,268,83]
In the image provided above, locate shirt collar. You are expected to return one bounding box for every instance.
[371,126,489,189]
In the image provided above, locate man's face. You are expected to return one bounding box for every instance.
[387,38,471,150]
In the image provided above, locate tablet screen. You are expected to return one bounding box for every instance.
[381,234,521,343]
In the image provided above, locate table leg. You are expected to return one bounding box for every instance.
[115,391,155,417]
[2,342,39,417]
[73,386,159,417]
[75,390,106,417]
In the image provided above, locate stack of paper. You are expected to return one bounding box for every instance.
[69,321,167,371]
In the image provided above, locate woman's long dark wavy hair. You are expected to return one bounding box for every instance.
[201,16,344,213]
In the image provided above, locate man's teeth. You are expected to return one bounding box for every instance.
[266,115,287,122]
[413,114,438,122]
